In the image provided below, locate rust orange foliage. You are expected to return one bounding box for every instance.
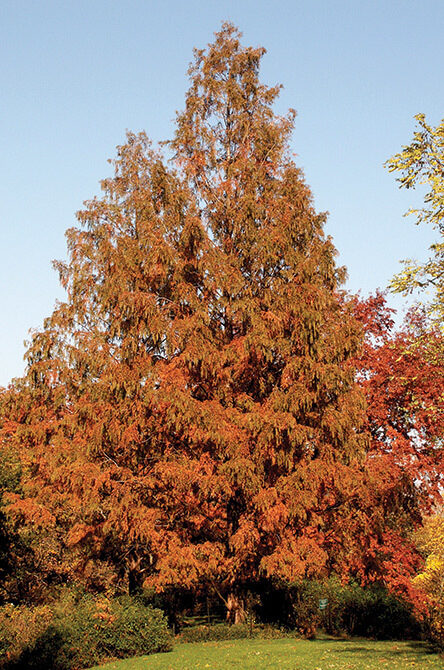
[1,26,441,608]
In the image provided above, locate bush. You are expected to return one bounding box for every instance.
[255,579,321,637]
[254,578,421,640]
[179,622,251,643]
[179,622,291,643]
[319,579,421,639]
[0,594,172,670]
[0,603,53,664]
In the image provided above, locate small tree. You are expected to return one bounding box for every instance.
[414,511,444,646]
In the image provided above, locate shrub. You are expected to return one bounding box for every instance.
[179,622,251,643]
[254,578,421,640]
[0,594,172,670]
[319,578,421,639]
[179,622,291,643]
[254,579,321,637]
[0,603,53,664]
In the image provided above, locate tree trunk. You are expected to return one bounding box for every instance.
[226,592,246,624]
[127,554,142,595]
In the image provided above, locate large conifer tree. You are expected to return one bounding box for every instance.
[3,25,375,616]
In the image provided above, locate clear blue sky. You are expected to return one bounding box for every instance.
[1,0,443,386]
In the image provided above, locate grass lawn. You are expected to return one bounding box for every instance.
[90,636,442,670]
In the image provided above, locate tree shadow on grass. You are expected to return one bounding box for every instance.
[312,637,440,658]
[406,640,442,655]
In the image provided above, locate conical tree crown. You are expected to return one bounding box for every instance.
[4,24,369,597]
[167,24,360,460]
[172,24,336,285]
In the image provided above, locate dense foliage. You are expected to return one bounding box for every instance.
[1,24,368,612]
[349,295,444,599]
[0,24,442,641]
[0,594,171,670]
[414,510,444,646]
[253,577,421,640]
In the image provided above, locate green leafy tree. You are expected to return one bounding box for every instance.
[385,114,444,324]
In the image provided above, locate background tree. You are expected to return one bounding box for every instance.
[414,510,444,646]
[350,292,444,600]
[385,114,444,324]
[384,115,444,608]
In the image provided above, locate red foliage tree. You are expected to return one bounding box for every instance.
[350,292,444,601]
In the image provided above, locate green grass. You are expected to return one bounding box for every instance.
[90,636,442,670]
